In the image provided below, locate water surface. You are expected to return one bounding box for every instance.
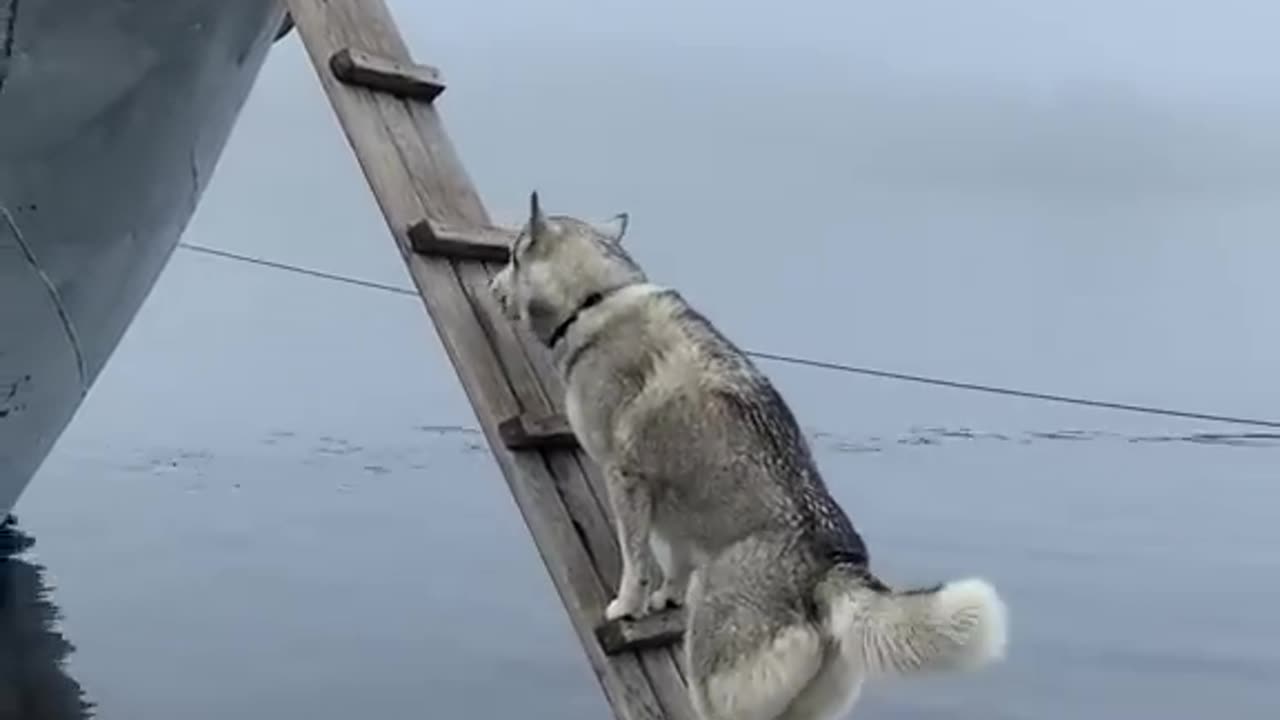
[7,1,1280,718]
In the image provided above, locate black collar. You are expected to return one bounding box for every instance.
[547,290,609,347]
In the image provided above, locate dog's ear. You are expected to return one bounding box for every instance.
[529,190,549,241]
[593,212,629,244]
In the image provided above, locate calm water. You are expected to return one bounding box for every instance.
[6,1,1280,718]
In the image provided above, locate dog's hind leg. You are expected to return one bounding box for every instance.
[776,647,864,720]
[688,625,824,720]
[648,530,694,611]
[604,467,658,621]
[685,540,824,720]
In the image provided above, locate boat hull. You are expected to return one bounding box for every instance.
[0,0,289,514]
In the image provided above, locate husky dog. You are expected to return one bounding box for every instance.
[490,193,1008,720]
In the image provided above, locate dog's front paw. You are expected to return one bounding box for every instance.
[605,591,647,622]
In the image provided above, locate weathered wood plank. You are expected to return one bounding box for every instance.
[598,609,687,655]
[329,47,446,101]
[283,2,693,718]
[408,219,512,262]
[499,412,578,449]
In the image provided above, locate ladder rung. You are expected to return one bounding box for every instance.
[408,220,513,262]
[499,412,577,450]
[596,608,686,655]
[329,47,446,101]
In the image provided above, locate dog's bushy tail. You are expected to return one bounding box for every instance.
[820,567,1008,676]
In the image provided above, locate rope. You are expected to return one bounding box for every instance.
[176,241,1280,430]
[743,350,1280,428]
[179,243,419,297]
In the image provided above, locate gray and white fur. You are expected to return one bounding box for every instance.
[490,192,1008,720]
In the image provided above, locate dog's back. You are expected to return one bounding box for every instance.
[572,288,867,561]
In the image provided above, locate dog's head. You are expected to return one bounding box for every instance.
[490,191,645,345]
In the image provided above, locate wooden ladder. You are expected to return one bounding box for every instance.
[282,2,692,718]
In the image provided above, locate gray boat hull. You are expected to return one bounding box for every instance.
[0,0,289,514]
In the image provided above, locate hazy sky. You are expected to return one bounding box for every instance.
[389,0,1280,99]
[183,0,1280,418]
